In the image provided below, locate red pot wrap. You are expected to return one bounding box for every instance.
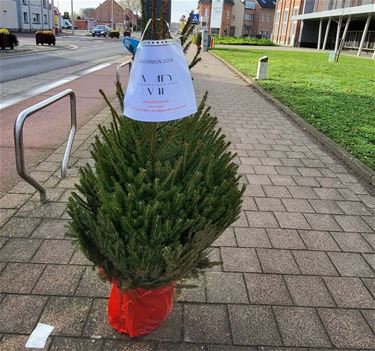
[107,282,176,337]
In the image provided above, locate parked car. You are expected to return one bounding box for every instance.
[91,25,111,37]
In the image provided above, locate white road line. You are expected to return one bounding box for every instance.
[0,62,113,110]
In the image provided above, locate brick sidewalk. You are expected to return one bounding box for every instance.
[0,52,374,350]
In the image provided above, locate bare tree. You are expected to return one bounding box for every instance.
[118,0,141,15]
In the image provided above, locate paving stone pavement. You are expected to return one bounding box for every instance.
[0,52,375,350]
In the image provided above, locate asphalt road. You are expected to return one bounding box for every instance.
[0,36,126,83]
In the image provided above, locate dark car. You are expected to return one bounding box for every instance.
[91,25,111,37]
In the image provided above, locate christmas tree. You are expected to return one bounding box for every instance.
[67,0,244,291]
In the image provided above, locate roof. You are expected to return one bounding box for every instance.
[255,0,276,9]
[198,0,235,6]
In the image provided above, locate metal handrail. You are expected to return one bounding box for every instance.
[116,59,132,84]
[14,89,77,203]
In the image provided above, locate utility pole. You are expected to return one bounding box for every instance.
[71,0,74,35]
[111,0,114,29]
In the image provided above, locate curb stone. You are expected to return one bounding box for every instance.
[210,51,375,193]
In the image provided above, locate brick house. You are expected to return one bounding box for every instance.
[242,0,275,38]
[198,0,235,35]
[93,0,136,29]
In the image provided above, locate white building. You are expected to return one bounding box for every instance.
[0,0,53,32]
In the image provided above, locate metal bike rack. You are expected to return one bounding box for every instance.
[115,59,132,84]
[14,89,77,203]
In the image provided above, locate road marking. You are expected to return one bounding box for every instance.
[0,62,115,110]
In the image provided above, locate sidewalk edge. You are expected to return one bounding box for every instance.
[210,51,375,190]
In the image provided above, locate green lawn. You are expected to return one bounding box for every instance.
[212,48,375,170]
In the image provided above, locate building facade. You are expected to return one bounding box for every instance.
[0,0,53,32]
[242,0,275,38]
[198,0,235,35]
[93,0,137,30]
[272,0,375,55]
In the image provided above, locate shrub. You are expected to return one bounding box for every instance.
[68,91,244,291]
[214,36,275,46]
[192,32,202,47]
[0,28,10,35]
[0,30,18,49]
[35,30,56,45]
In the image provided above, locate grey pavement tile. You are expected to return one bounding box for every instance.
[314,188,344,201]
[0,238,42,262]
[102,340,155,351]
[274,212,310,230]
[281,198,315,213]
[275,166,300,176]
[21,202,67,218]
[229,305,281,345]
[269,175,296,186]
[243,184,265,197]
[266,229,306,249]
[206,248,222,272]
[232,211,249,227]
[246,211,279,229]
[328,252,375,277]
[257,249,300,274]
[82,298,117,338]
[32,239,75,264]
[299,230,340,251]
[75,267,111,298]
[293,250,338,276]
[274,306,330,347]
[184,304,231,344]
[207,346,256,351]
[33,264,84,296]
[158,343,206,351]
[308,200,343,214]
[287,186,318,200]
[41,296,92,337]
[0,194,31,209]
[246,174,272,185]
[359,194,375,208]
[364,234,375,250]
[362,309,375,334]
[364,254,375,271]
[0,217,41,238]
[255,198,286,212]
[334,215,373,232]
[331,232,374,253]
[263,185,292,198]
[244,273,292,305]
[178,275,206,303]
[69,248,93,265]
[303,214,341,231]
[316,177,345,188]
[240,157,262,165]
[0,333,52,351]
[206,272,248,303]
[324,277,375,309]
[0,263,44,293]
[221,247,261,273]
[338,188,360,201]
[144,303,183,342]
[235,228,271,248]
[284,275,335,307]
[297,167,322,177]
[362,278,375,298]
[318,308,375,349]
[253,165,278,175]
[241,197,257,211]
[212,228,237,247]
[347,182,369,195]
[0,294,47,333]
[337,201,372,216]
[31,219,70,239]
[292,176,320,187]
[49,337,103,351]
[363,216,375,231]
[261,157,283,166]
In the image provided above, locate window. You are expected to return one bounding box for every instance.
[281,8,288,34]
[44,14,47,24]
[244,13,255,21]
[266,16,271,22]
[227,10,230,20]
[23,12,28,23]
[245,1,256,9]
[204,8,208,18]
[274,10,280,24]
[32,13,40,23]
[43,0,47,7]
[22,0,27,4]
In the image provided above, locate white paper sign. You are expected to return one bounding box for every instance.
[124,39,197,122]
[25,323,54,348]
[210,0,224,29]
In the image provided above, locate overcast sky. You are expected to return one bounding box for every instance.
[55,0,198,22]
